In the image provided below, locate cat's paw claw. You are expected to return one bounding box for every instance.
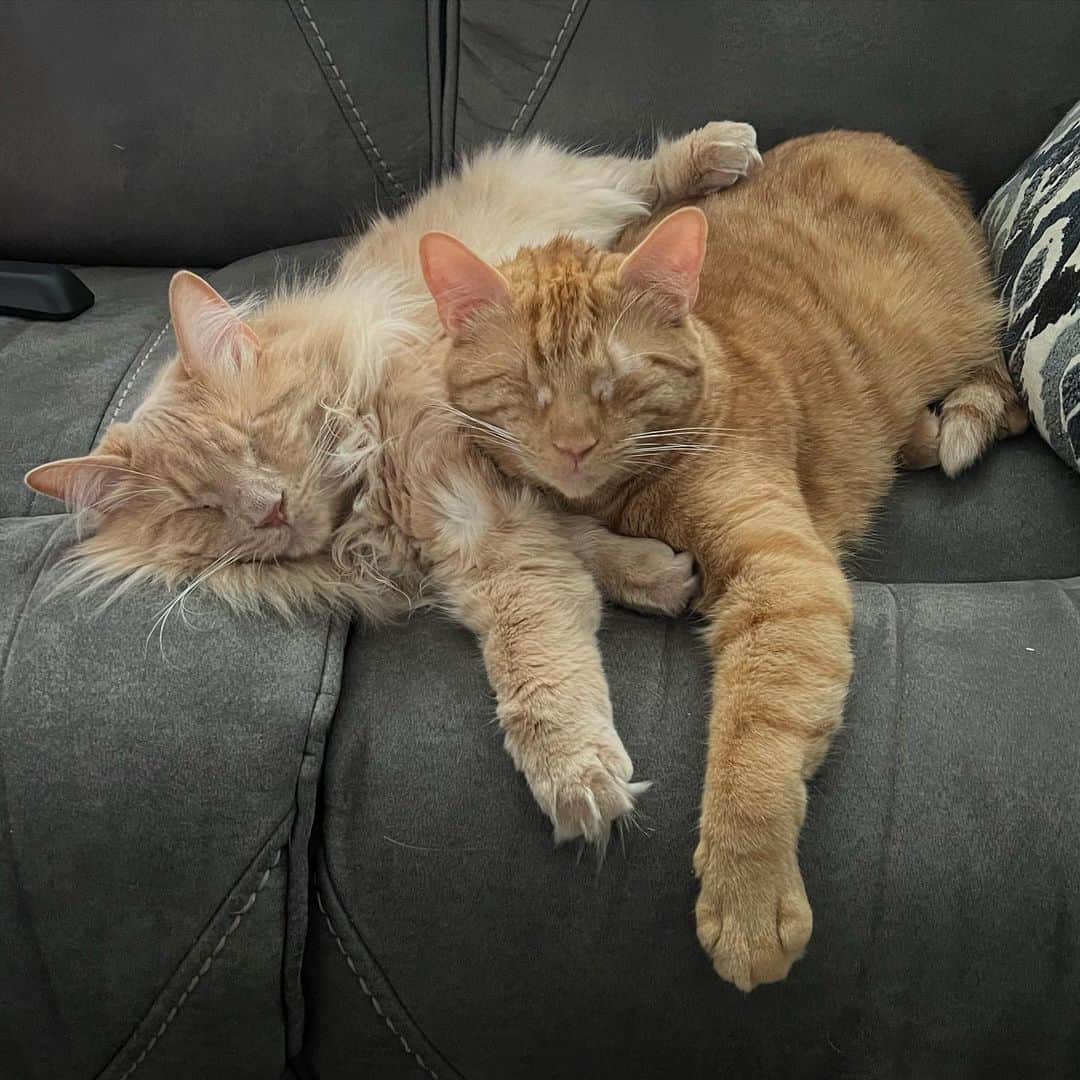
[527,737,648,849]
[614,540,700,616]
[693,840,812,991]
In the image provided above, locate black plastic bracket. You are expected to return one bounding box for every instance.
[0,261,95,320]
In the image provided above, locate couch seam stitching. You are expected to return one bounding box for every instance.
[110,320,171,425]
[295,0,408,200]
[316,889,439,1078]
[282,614,347,1058]
[115,846,283,1080]
[508,0,580,137]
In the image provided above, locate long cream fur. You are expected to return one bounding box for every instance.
[26,125,760,846]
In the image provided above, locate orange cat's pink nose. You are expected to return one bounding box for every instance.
[552,436,598,467]
[256,495,289,529]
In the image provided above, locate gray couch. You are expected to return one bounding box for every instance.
[3,2,1080,1077]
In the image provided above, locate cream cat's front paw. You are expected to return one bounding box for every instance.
[693,837,813,991]
[655,121,763,202]
[609,539,700,616]
[514,726,649,848]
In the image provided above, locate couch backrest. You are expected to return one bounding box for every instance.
[445,0,1080,206]
[1,0,439,266]
[6,0,1080,267]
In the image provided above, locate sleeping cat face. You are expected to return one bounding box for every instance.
[420,209,709,500]
[25,272,350,574]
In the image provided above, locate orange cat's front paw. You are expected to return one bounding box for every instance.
[693,840,812,991]
[612,540,699,616]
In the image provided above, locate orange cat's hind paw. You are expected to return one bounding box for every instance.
[899,407,941,470]
[937,359,1030,476]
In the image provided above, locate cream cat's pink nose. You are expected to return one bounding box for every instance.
[552,436,598,467]
[256,495,289,529]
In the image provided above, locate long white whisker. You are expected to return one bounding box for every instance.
[144,547,241,661]
[624,444,729,454]
[433,401,522,446]
[622,427,738,440]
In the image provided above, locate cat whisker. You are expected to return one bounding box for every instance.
[303,390,368,492]
[624,444,729,454]
[444,419,522,455]
[77,464,169,485]
[621,427,740,441]
[144,547,241,662]
[433,401,523,447]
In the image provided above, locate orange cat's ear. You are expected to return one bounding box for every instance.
[24,453,131,509]
[617,206,708,320]
[169,270,260,380]
[419,232,511,338]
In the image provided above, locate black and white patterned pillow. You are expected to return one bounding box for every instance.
[982,100,1080,472]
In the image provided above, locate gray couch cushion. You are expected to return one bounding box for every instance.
[852,432,1080,583]
[0,513,344,1079]
[305,579,1080,1079]
[2,0,434,266]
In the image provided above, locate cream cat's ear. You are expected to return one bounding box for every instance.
[419,232,510,337]
[169,270,260,379]
[617,206,708,320]
[24,454,131,509]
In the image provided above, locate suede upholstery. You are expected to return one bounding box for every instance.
[3,3,1080,1078]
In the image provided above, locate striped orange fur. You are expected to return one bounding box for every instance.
[428,131,1025,989]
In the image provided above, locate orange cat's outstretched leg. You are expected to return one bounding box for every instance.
[687,465,853,990]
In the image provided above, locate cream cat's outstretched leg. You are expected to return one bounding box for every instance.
[344,122,761,281]
[428,476,652,848]
[650,122,764,204]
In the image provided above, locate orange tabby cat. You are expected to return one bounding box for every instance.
[421,131,1028,989]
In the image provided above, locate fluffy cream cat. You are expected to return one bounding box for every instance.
[26,124,761,845]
